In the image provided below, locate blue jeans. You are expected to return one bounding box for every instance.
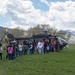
[27,49,30,55]
[8,54,13,60]
[41,47,44,54]
[24,49,27,55]
[19,51,23,56]
[16,50,19,57]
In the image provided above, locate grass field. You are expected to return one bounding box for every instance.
[0,45,75,75]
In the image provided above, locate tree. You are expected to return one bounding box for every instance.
[27,24,71,42]
[40,24,58,35]
[27,25,41,36]
[10,27,25,37]
[27,24,56,36]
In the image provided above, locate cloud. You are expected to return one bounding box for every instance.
[0,0,75,31]
[0,0,9,15]
[61,21,75,31]
[10,20,30,30]
[6,0,51,28]
[40,0,50,6]
[48,1,75,21]
[46,1,75,30]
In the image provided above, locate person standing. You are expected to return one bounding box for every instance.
[55,39,59,52]
[0,43,3,60]
[8,44,13,61]
[42,39,47,54]
[51,41,56,52]
[46,44,50,53]
[29,43,33,54]
[37,40,44,54]
[6,42,10,59]
[18,43,23,56]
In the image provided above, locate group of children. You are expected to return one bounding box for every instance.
[0,38,60,61]
[5,41,34,61]
[36,39,59,54]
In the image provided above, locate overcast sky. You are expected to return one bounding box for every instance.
[0,0,75,31]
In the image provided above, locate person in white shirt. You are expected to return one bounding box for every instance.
[37,41,44,54]
[18,43,23,56]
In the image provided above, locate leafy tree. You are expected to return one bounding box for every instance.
[10,27,25,37]
[27,24,55,36]
[27,25,41,36]
[27,24,71,41]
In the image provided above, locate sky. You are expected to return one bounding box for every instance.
[0,0,75,31]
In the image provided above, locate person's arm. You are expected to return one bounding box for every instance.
[1,47,3,51]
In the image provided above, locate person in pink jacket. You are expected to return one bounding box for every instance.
[8,45,13,61]
[51,41,56,52]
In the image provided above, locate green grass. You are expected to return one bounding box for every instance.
[0,45,75,75]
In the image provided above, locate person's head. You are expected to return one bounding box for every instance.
[19,42,22,45]
[43,38,45,41]
[9,44,12,47]
[39,40,42,42]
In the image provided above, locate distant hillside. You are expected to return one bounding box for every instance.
[65,30,75,36]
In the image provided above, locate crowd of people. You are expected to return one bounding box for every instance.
[0,38,62,61]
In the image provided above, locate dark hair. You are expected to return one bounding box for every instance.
[43,39,45,41]
[9,44,13,47]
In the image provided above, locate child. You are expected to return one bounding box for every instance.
[46,44,50,53]
[51,41,56,52]
[18,43,23,56]
[8,44,13,61]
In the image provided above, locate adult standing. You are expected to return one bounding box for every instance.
[37,40,44,54]
[42,39,47,54]
[18,42,23,56]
